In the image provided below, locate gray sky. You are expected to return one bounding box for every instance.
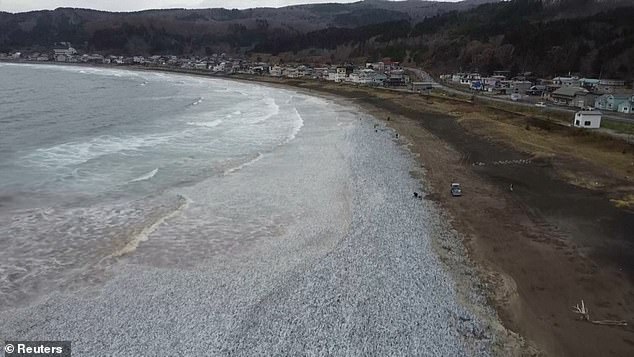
[0,0,459,13]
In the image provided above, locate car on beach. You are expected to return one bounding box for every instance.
[451,183,462,197]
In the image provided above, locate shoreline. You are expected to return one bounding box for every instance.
[200,73,634,356]
[1,66,499,355]
[4,62,634,355]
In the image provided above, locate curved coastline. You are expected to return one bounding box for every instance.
[1,63,511,356]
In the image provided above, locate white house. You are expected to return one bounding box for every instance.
[618,99,633,114]
[553,76,580,87]
[213,62,228,73]
[268,65,283,77]
[53,47,76,57]
[326,67,347,82]
[573,110,602,129]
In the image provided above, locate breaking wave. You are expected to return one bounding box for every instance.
[129,168,159,183]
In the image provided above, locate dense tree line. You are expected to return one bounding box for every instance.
[0,0,632,78]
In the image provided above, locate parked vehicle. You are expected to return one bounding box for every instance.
[451,183,462,197]
[535,102,546,107]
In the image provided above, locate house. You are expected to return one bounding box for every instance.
[596,79,627,94]
[348,69,377,85]
[509,80,532,94]
[493,70,510,79]
[213,62,228,73]
[372,73,387,86]
[574,92,597,109]
[553,76,580,87]
[459,73,481,86]
[451,73,466,83]
[313,67,329,79]
[479,77,503,92]
[527,85,546,96]
[470,79,484,91]
[81,54,105,63]
[53,47,76,57]
[366,62,385,72]
[297,65,313,77]
[594,94,634,112]
[411,82,434,92]
[618,101,633,114]
[550,87,588,106]
[284,67,299,78]
[335,67,347,82]
[573,110,602,128]
[579,78,599,91]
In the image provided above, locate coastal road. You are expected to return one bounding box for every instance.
[405,67,634,124]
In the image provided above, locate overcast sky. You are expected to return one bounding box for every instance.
[0,0,459,13]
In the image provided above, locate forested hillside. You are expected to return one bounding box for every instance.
[0,0,493,54]
[262,0,634,78]
[1,0,633,78]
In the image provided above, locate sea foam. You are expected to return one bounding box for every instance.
[129,168,159,183]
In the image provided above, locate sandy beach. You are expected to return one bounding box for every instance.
[0,67,504,356]
[3,63,633,356]
[228,75,634,356]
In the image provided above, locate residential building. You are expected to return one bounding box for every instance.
[527,85,546,96]
[53,47,76,57]
[284,67,299,78]
[573,110,602,128]
[509,80,532,94]
[334,67,347,82]
[618,100,632,114]
[579,78,600,91]
[411,82,433,92]
[550,86,588,106]
[596,79,627,94]
[594,94,634,112]
[553,76,580,87]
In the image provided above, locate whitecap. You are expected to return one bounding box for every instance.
[129,168,159,183]
[286,108,305,143]
[24,134,172,168]
[224,153,264,175]
[112,195,190,257]
[187,119,222,128]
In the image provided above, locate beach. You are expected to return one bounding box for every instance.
[234,76,634,356]
[0,65,502,356]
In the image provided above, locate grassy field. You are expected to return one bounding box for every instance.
[602,119,634,135]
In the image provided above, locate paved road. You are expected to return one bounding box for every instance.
[405,67,634,124]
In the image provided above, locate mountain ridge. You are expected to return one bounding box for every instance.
[1,0,632,78]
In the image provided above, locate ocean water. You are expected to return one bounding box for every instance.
[0,63,353,309]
